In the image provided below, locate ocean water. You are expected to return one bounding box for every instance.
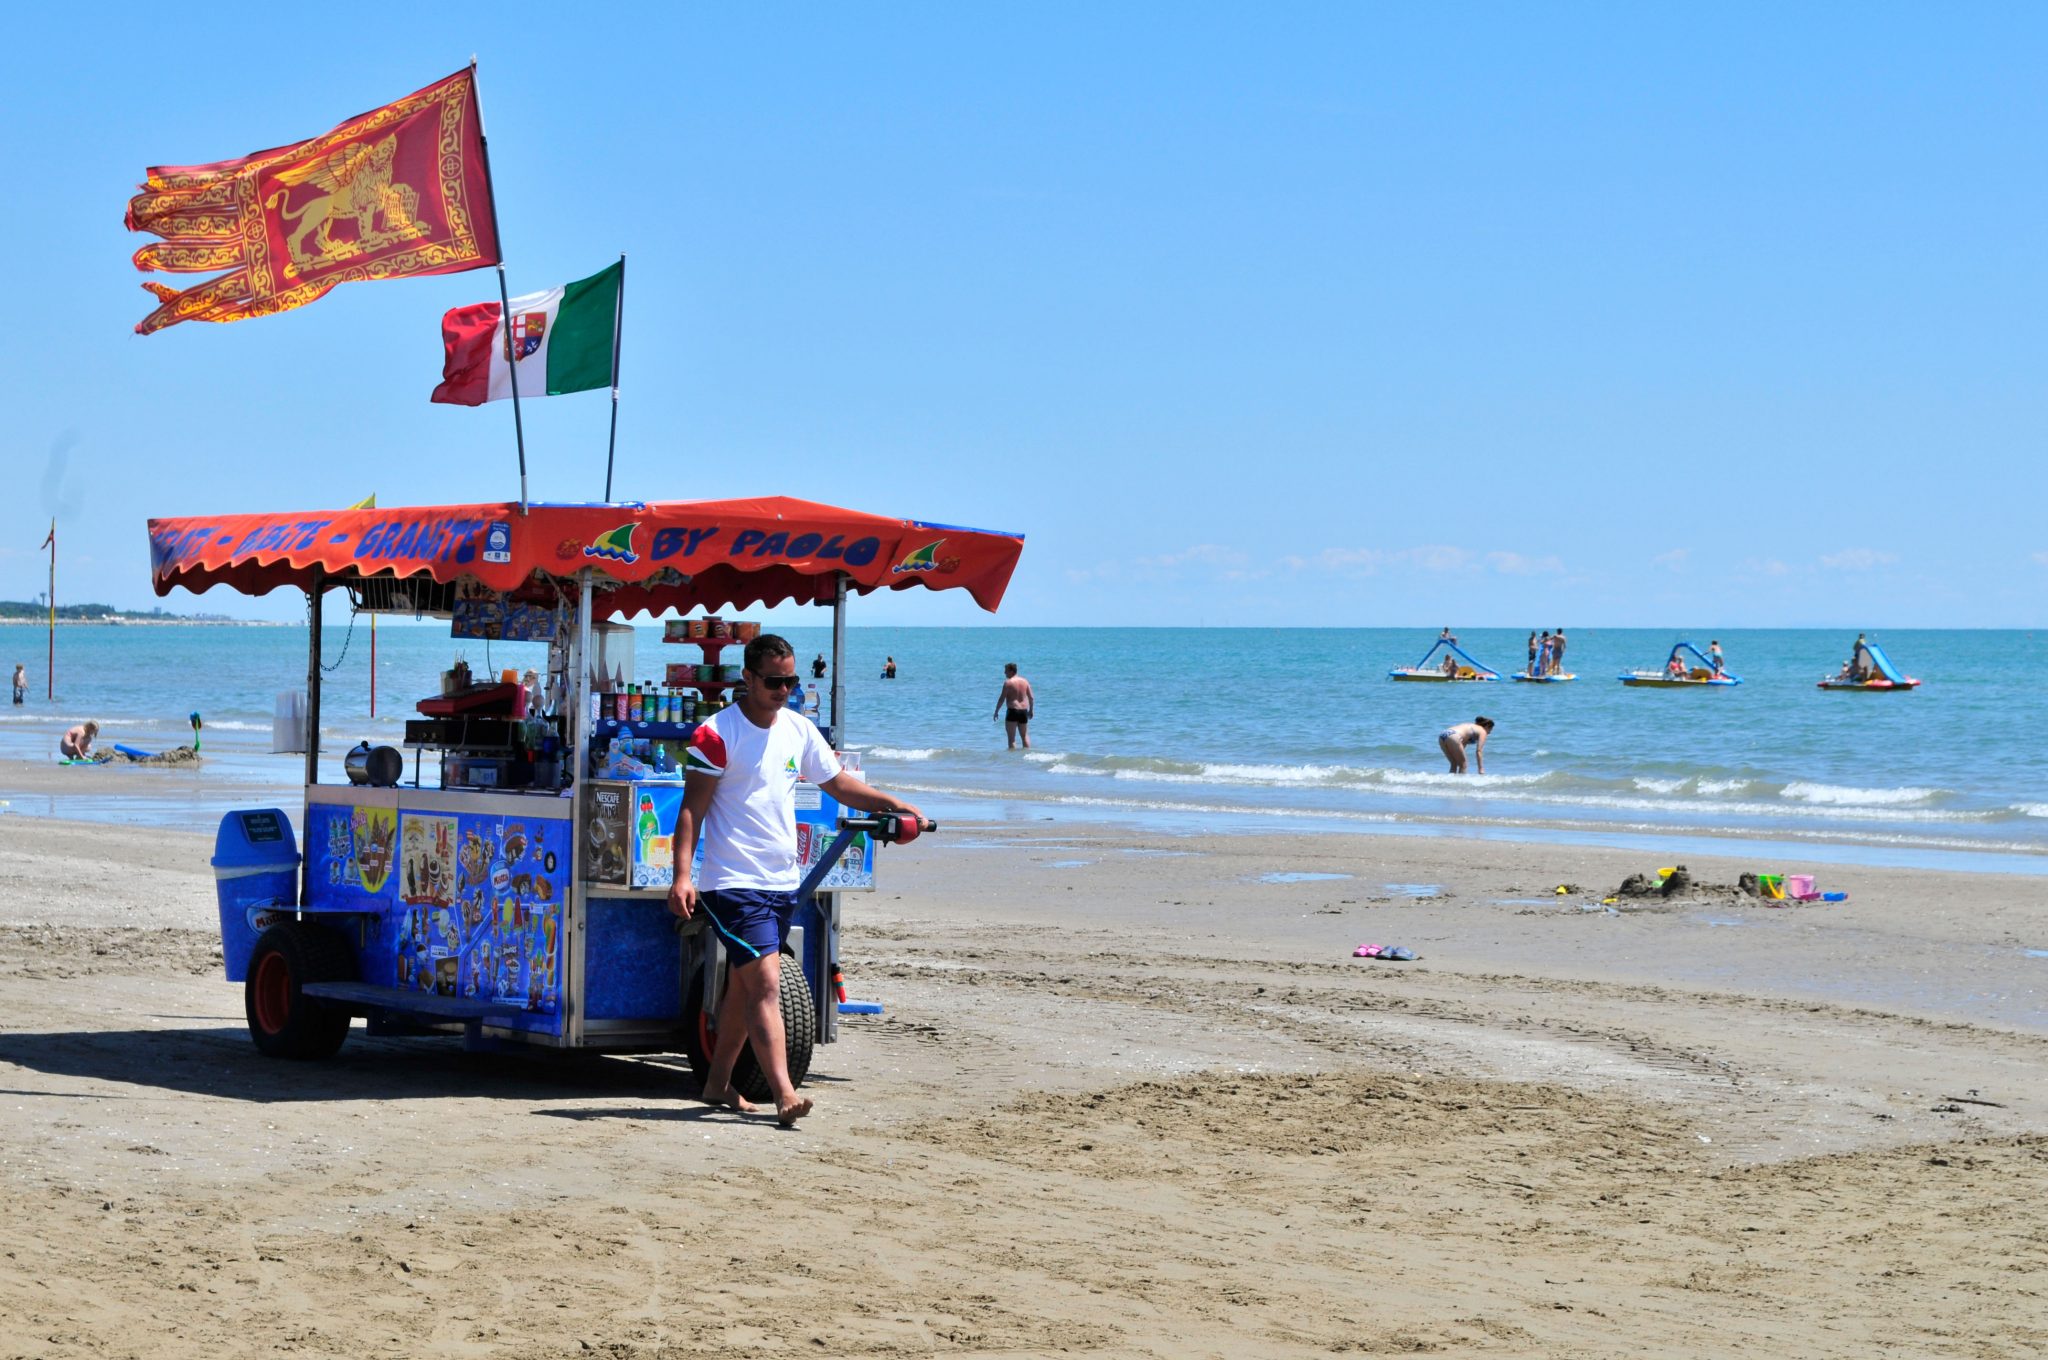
[2,622,2044,871]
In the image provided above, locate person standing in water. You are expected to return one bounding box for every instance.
[881,656,897,680]
[10,663,24,706]
[1437,717,1493,775]
[995,663,1035,750]
[811,653,827,680]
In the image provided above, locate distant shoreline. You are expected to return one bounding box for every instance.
[0,617,288,627]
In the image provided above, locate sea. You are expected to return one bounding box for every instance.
[2,623,2044,874]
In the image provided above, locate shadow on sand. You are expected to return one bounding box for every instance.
[0,1023,707,1105]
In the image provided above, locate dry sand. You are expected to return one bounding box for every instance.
[0,805,2045,1358]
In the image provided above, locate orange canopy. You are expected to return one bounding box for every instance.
[148,496,1025,616]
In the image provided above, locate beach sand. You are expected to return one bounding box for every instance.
[0,800,2044,1357]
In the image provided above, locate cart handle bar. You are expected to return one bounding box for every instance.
[838,814,936,844]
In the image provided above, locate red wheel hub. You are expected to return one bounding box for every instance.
[251,952,292,1034]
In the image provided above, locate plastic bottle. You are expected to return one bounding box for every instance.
[629,683,643,723]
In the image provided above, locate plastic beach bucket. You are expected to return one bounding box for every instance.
[1787,874,1816,898]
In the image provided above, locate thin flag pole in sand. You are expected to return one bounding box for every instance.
[40,519,54,700]
[349,494,378,715]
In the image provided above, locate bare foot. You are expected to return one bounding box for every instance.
[776,1095,814,1128]
[700,1083,761,1114]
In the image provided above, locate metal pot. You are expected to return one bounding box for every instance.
[345,741,403,787]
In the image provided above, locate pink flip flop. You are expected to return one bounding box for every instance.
[1352,944,1384,958]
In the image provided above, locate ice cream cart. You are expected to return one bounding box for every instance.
[150,497,1022,1097]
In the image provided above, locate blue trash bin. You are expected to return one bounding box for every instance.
[213,809,300,982]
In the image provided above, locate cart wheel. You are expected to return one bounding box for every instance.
[684,950,816,1104]
[244,922,355,1060]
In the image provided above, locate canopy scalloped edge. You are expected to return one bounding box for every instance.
[148,496,1024,615]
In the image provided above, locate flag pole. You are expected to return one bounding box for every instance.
[468,61,529,515]
[603,253,625,503]
[349,495,379,716]
[45,519,55,701]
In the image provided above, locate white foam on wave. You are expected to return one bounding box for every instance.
[1368,768,1549,789]
[1780,781,1941,808]
[1160,761,1341,786]
[865,746,940,761]
[1631,776,1759,797]
[876,777,2047,857]
[1538,792,1986,824]
[1093,761,1553,792]
[2016,803,2048,819]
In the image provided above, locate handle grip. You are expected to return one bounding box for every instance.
[838,814,936,843]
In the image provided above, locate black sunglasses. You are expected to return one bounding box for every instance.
[749,672,800,690]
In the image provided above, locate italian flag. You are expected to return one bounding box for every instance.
[431,261,621,406]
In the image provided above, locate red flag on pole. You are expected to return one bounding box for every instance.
[125,69,500,334]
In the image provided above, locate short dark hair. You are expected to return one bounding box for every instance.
[1475,716,1495,731]
[744,634,795,672]
[1004,663,1017,677]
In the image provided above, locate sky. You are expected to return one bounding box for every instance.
[2,5,2043,628]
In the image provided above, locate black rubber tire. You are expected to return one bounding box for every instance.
[244,921,356,1060]
[684,950,816,1103]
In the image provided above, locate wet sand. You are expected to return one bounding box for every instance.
[0,807,2044,1357]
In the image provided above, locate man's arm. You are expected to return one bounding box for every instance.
[820,770,923,826]
[1022,680,1034,716]
[666,772,718,918]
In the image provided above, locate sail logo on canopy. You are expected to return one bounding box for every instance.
[583,523,640,564]
[891,540,945,574]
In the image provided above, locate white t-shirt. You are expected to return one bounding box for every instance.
[686,705,842,891]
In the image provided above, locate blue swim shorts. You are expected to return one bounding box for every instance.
[700,889,797,963]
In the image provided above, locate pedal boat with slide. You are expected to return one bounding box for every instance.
[1388,638,1502,682]
[1619,641,1741,688]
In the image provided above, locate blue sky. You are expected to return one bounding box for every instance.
[3,5,2042,627]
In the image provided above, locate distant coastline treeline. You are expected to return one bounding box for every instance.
[0,601,238,623]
